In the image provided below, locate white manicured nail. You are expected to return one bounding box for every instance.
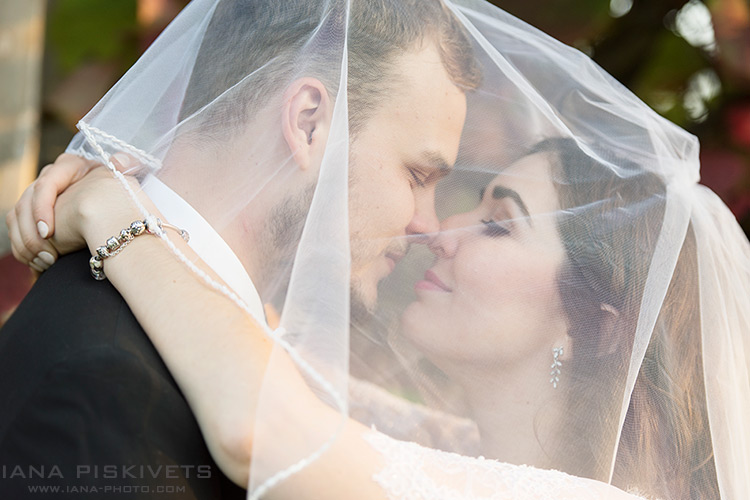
[29,262,44,273]
[32,257,49,271]
[111,153,132,171]
[38,251,55,266]
[37,220,49,238]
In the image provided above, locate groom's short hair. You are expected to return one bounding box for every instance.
[181,0,481,135]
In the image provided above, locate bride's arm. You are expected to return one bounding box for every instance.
[47,168,386,497]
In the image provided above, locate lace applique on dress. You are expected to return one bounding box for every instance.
[364,430,647,500]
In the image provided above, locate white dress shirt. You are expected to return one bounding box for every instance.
[141,175,267,325]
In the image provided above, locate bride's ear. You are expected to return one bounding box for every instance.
[281,77,332,171]
[597,303,621,356]
[559,303,621,360]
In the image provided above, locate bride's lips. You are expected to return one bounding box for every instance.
[415,270,452,292]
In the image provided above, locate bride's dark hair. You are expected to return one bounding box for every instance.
[533,137,718,499]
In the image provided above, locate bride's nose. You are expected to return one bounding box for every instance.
[429,216,462,258]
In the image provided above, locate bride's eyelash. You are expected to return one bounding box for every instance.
[480,218,510,237]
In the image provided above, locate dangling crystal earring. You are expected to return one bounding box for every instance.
[550,346,564,389]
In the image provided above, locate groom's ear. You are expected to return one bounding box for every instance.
[281,78,332,171]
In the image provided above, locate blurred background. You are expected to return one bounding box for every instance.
[1,0,749,325]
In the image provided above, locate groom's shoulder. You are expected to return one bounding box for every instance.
[0,250,170,410]
[0,249,151,357]
[0,252,247,500]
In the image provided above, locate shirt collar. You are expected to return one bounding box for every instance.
[141,175,267,325]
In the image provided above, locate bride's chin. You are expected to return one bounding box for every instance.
[399,300,434,342]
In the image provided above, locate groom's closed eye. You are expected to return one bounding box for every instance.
[408,168,428,188]
[408,151,452,186]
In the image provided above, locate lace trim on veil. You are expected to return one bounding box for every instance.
[75,122,164,171]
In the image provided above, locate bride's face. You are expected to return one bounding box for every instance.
[401,153,569,370]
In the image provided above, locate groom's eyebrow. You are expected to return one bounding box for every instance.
[418,151,452,181]
[492,185,533,226]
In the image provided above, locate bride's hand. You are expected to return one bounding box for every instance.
[51,166,148,258]
[6,153,137,271]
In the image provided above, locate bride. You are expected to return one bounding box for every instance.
[6,0,749,498]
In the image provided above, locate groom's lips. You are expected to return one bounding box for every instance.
[415,270,452,292]
[385,252,404,274]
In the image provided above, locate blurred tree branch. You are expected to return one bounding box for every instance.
[0,0,45,251]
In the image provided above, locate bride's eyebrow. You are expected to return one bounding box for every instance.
[492,185,533,226]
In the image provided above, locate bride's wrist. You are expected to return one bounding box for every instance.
[78,198,143,256]
[75,181,172,276]
[63,171,143,251]
[81,200,200,284]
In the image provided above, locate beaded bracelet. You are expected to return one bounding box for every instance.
[89,218,189,280]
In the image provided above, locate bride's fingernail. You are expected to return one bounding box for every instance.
[111,153,132,170]
[37,220,49,238]
[38,251,55,266]
[32,257,49,271]
[29,262,44,273]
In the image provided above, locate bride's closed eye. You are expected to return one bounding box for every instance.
[480,218,511,238]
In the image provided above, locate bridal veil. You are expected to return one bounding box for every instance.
[66,0,749,498]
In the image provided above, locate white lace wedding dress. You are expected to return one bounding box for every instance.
[351,379,652,500]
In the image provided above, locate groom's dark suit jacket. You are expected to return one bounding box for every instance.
[0,250,246,499]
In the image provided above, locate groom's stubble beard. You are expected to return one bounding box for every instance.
[260,182,385,330]
[260,176,403,386]
[349,277,374,325]
[261,161,413,334]
[260,181,316,303]
[260,181,377,322]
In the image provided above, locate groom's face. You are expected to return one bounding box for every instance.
[347,44,468,311]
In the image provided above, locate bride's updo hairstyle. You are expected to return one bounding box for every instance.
[537,137,717,499]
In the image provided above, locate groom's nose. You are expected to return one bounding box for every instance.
[405,189,440,241]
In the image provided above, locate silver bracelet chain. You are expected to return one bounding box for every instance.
[89,218,189,281]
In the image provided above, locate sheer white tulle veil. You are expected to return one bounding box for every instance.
[65,0,749,498]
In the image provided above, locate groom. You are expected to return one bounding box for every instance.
[0,0,480,498]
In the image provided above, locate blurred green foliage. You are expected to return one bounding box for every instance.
[47,0,139,73]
